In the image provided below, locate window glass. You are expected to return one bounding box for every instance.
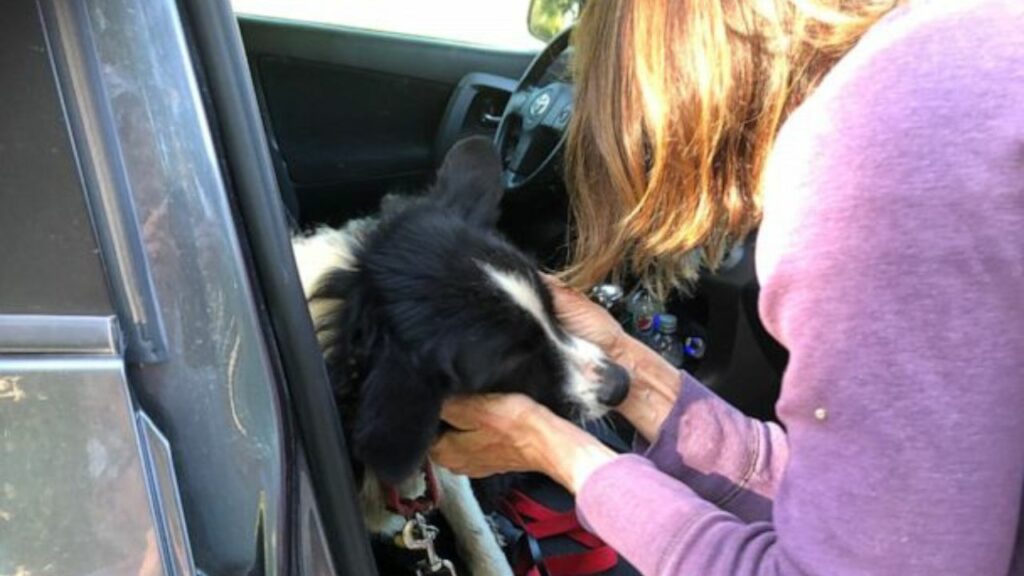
[231,0,544,50]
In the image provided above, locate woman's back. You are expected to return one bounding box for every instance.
[757,0,1023,572]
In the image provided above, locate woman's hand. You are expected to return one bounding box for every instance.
[543,275,683,443]
[430,394,546,477]
[430,394,616,493]
[541,275,629,362]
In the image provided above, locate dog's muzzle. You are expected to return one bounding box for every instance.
[595,361,630,407]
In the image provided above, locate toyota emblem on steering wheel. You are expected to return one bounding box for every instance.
[529,92,552,117]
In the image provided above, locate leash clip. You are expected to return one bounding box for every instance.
[400,513,457,576]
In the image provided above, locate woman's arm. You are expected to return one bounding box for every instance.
[548,281,789,521]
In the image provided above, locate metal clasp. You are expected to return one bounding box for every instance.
[399,513,457,576]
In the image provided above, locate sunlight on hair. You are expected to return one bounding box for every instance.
[563,0,902,298]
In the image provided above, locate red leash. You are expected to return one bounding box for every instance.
[503,490,619,576]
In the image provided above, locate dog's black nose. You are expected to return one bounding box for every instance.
[597,361,631,407]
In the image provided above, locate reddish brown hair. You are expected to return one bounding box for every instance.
[563,0,900,296]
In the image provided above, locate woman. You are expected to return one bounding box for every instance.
[432,0,1023,574]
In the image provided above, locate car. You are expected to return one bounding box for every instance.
[0,0,785,574]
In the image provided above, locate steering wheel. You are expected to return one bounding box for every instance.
[494,27,573,191]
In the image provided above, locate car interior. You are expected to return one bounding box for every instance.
[235,11,787,424]
[216,5,793,572]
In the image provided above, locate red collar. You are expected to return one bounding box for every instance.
[381,461,442,518]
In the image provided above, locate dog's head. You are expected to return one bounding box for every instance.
[313,137,630,484]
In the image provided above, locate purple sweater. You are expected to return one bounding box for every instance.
[576,2,1024,574]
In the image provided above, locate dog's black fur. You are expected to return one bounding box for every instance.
[303,139,630,506]
[310,137,596,486]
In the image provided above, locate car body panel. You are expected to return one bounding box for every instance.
[40,0,288,571]
[1,0,302,573]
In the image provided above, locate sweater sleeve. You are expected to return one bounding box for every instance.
[576,3,1024,575]
[636,373,788,523]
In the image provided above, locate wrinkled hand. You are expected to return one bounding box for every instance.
[541,275,628,361]
[544,274,682,443]
[429,394,547,478]
[430,393,616,492]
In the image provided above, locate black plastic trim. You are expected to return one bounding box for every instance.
[434,72,517,163]
[177,1,378,574]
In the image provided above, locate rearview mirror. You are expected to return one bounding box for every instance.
[528,0,582,43]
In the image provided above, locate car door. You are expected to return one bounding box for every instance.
[1,2,198,574]
[0,1,356,574]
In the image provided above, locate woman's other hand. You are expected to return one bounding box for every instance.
[430,394,616,493]
[543,275,682,442]
[541,274,629,362]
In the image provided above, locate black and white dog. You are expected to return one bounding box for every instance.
[292,137,629,575]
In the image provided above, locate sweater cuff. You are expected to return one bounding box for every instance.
[575,454,719,575]
[632,372,774,518]
[632,370,702,455]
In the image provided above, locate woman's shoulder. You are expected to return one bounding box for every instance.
[815,0,1023,116]
[757,0,1023,324]
[763,0,1023,215]
[848,0,1021,62]
[860,0,1020,48]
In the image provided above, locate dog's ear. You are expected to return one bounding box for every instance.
[432,136,504,228]
[352,336,443,485]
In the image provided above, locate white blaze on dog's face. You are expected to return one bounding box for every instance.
[479,263,630,420]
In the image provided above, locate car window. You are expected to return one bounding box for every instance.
[231,0,544,51]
